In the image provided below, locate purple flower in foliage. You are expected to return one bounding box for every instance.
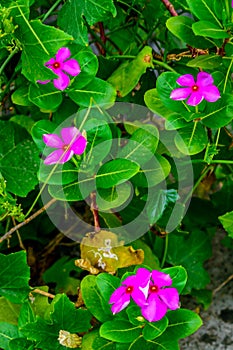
[170,72,220,106]
[109,268,151,314]
[38,47,81,90]
[43,127,87,165]
[141,270,179,322]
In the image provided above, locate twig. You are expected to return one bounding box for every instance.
[31,288,55,299]
[160,0,178,16]
[0,198,57,243]
[213,274,233,295]
[90,192,100,232]
[12,217,26,250]
[98,22,106,56]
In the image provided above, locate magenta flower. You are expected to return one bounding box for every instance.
[170,72,220,106]
[109,268,151,314]
[141,270,179,322]
[43,126,87,165]
[38,47,81,90]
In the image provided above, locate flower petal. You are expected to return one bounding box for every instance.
[45,57,56,66]
[56,47,71,63]
[186,92,204,106]
[151,270,172,288]
[131,288,148,307]
[63,59,81,76]
[176,74,196,87]
[44,149,73,165]
[196,72,213,87]
[61,127,80,145]
[141,294,167,322]
[111,294,130,314]
[159,288,180,310]
[109,286,126,304]
[170,87,191,101]
[135,268,151,287]
[202,85,221,102]
[37,80,51,85]
[53,71,70,90]
[43,134,64,148]
[71,135,87,155]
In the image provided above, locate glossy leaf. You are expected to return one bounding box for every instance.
[96,159,140,188]
[0,323,19,350]
[0,251,30,303]
[186,0,223,26]
[100,320,142,343]
[187,54,223,70]
[174,123,208,155]
[28,83,63,111]
[192,21,229,39]
[142,317,168,340]
[219,211,233,238]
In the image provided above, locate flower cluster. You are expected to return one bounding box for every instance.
[109,268,179,322]
[38,47,81,91]
[170,72,220,106]
[43,126,87,165]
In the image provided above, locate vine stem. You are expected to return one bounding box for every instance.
[223,58,233,93]
[42,0,63,22]
[0,198,56,243]
[184,165,214,204]
[160,0,178,16]
[90,192,100,232]
[0,47,19,76]
[31,288,55,299]
[153,59,177,73]
[161,234,169,268]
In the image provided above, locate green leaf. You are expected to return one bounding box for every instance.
[18,301,35,328]
[10,115,35,135]
[146,189,179,225]
[219,211,233,238]
[0,297,21,325]
[96,273,120,304]
[72,48,99,89]
[174,123,208,155]
[0,139,40,197]
[144,89,189,130]
[0,323,19,350]
[187,54,223,70]
[68,77,116,107]
[107,46,153,97]
[81,275,113,323]
[131,154,171,188]
[82,118,113,167]
[0,251,30,303]
[16,19,73,82]
[201,94,233,128]
[21,294,92,350]
[28,83,63,111]
[186,0,223,27]
[58,0,117,45]
[9,338,35,350]
[166,16,211,47]
[96,183,132,211]
[96,159,140,189]
[82,329,116,350]
[11,86,32,106]
[118,125,159,165]
[157,309,202,340]
[31,120,58,152]
[39,162,79,186]
[100,320,141,343]
[162,266,187,294]
[192,21,229,39]
[166,230,212,293]
[142,317,168,340]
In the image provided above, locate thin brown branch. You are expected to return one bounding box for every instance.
[90,192,100,232]
[12,217,26,250]
[160,0,178,16]
[213,274,233,295]
[0,198,57,243]
[31,288,55,299]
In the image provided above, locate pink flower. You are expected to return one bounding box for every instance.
[170,72,220,106]
[109,268,151,314]
[141,270,179,322]
[43,127,87,165]
[38,47,81,90]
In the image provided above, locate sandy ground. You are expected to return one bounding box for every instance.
[180,231,233,350]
